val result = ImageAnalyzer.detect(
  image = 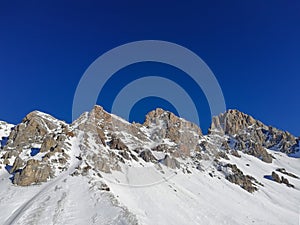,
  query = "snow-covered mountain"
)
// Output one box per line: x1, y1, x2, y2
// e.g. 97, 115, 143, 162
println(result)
0, 106, 299, 225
